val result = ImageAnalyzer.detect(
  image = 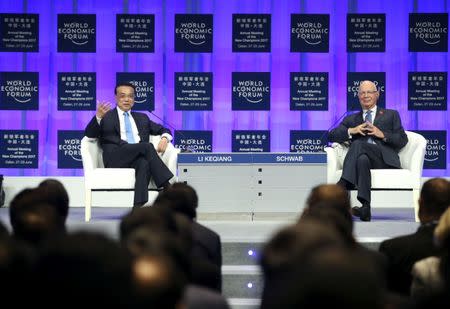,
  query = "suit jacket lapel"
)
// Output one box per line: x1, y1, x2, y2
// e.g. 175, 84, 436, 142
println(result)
373, 107, 384, 126
112, 110, 120, 135
131, 112, 144, 140
357, 111, 364, 125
